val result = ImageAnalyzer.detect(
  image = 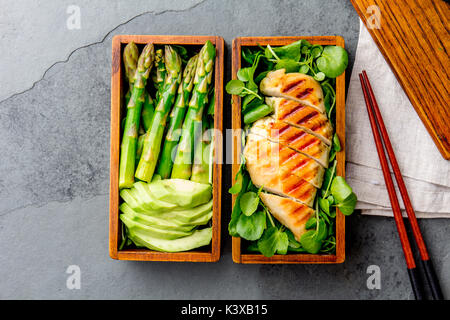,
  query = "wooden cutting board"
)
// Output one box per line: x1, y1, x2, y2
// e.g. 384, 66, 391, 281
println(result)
350, 0, 450, 159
